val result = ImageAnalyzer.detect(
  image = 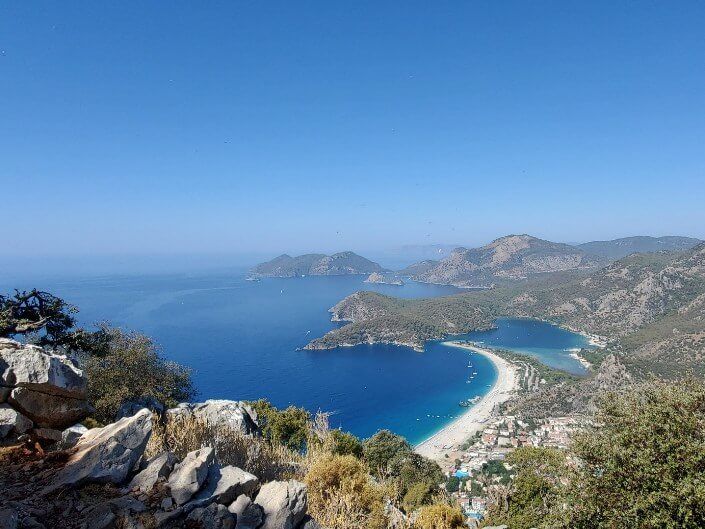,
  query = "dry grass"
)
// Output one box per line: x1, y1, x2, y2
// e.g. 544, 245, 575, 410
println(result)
146, 415, 305, 482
